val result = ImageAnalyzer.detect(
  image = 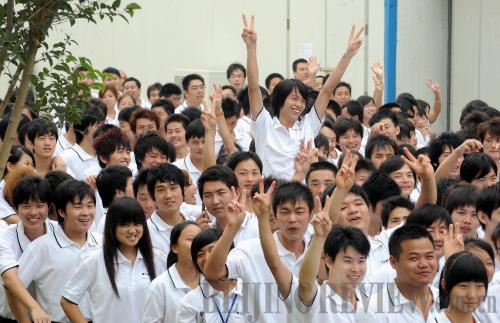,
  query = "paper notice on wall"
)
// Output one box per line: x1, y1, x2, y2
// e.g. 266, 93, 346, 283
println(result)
299, 43, 313, 59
